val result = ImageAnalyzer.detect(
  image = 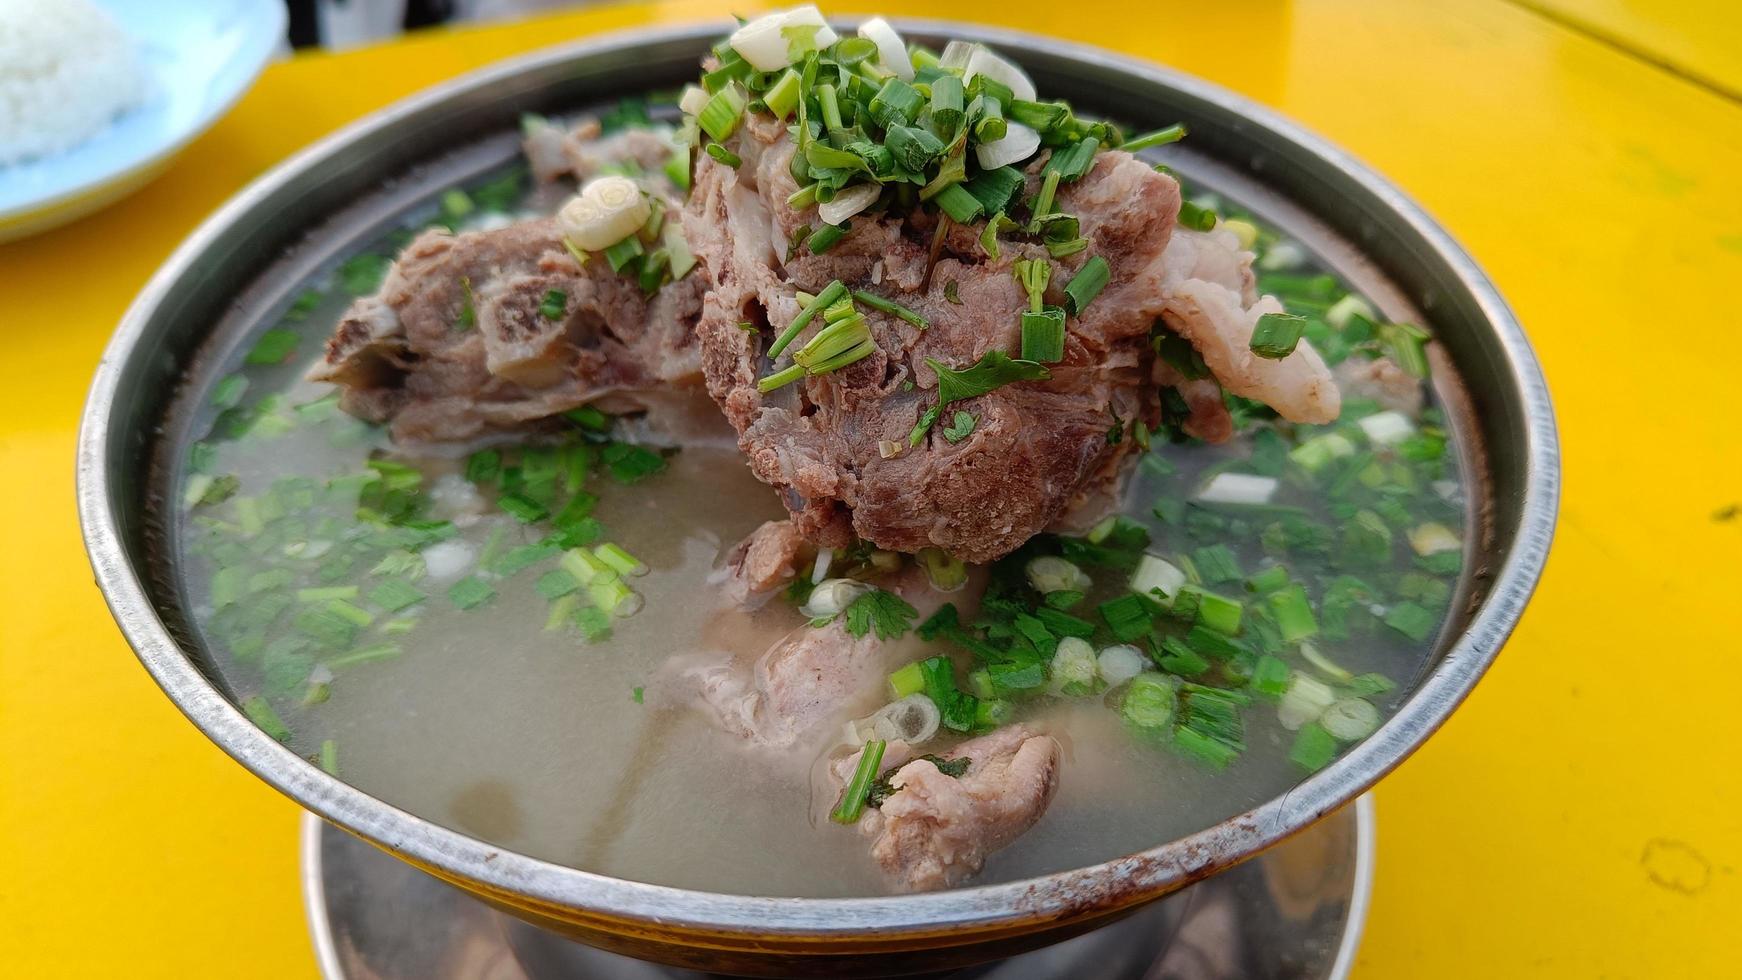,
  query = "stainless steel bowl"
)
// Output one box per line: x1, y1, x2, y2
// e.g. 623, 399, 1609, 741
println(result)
77, 21, 1558, 977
